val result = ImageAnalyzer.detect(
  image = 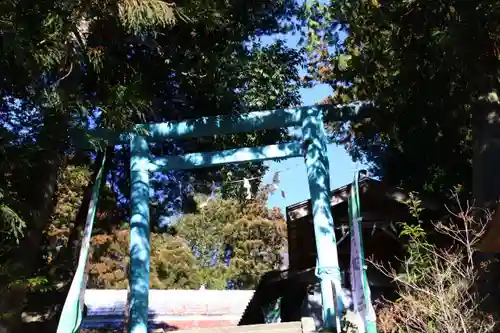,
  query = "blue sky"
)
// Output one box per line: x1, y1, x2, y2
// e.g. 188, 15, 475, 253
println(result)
259, 28, 365, 213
